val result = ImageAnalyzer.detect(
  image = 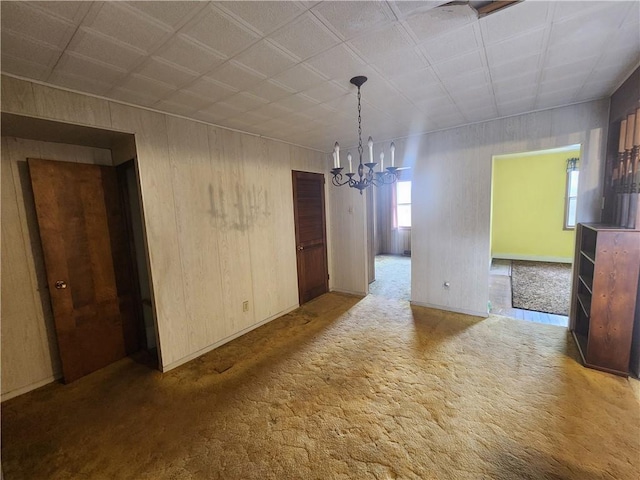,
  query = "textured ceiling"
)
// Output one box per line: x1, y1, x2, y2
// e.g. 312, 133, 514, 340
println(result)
1, 1, 639, 152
